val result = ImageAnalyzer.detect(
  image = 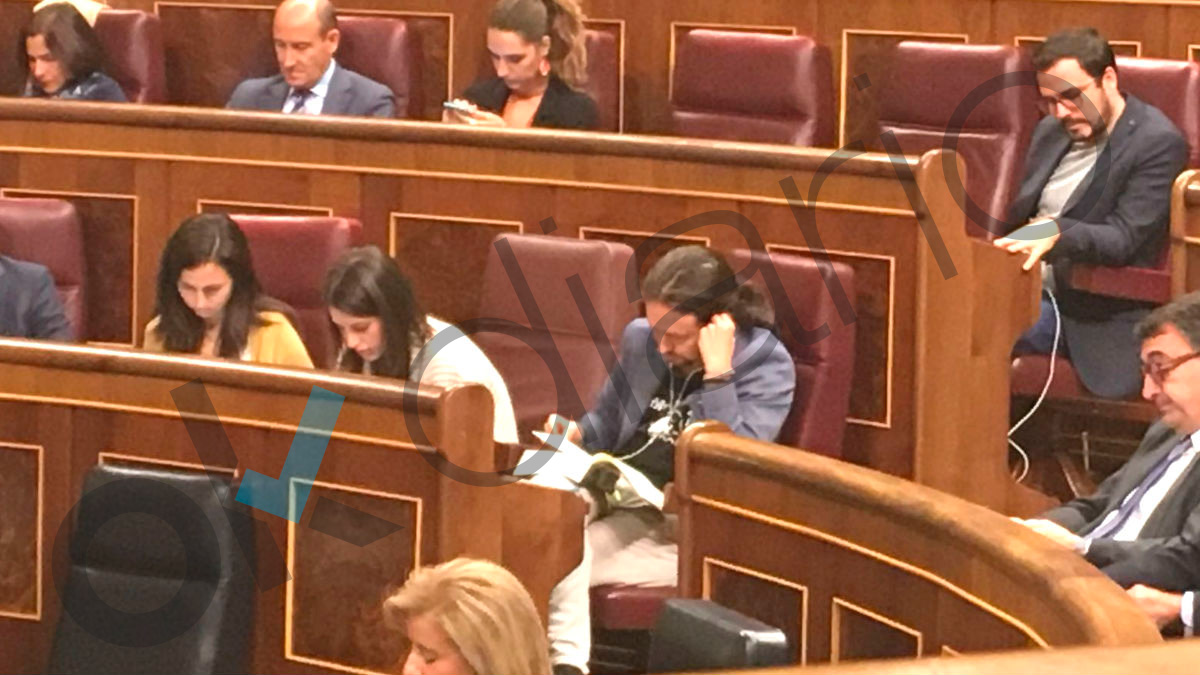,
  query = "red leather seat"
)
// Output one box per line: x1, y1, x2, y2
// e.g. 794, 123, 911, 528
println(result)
877, 42, 1038, 239
0, 198, 87, 339
473, 234, 637, 436
669, 29, 834, 146
337, 16, 423, 119
726, 249, 856, 457
1118, 56, 1200, 168
584, 28, 621, 132
231, 215, 362, 368
93, 9, 166, 103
